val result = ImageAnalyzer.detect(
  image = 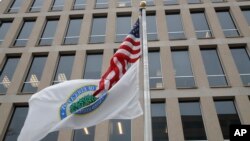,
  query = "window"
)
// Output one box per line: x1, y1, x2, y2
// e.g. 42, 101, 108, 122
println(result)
149, 51, 163, 89
179, 101, 207, 140
0, 57, 20, 94
172, 50, 195, 88
147, 14, 158, 41
109, 120, 131, 141
8, 0, 24, 13
50, 0, 65, 11
89, 16, 107, 43
216, 11, 240, 37
201, 49, 228, 87
164, 0, 178, 5
191, 12, 213, 39
73, 0, 86, 10
117, 0, 131, 7
29, 0, 43, 12
64, 18, 82, 45
3, 106, 58, 141
212, 0, 226, 2
151, 102, 168, 141
188, 0, 202, 4
0, 21, 12, 45
230, 47, 250, 85
95, 0, 108, 9
52, 55, 75, 85
83, 53, 103, 79
166, 12, 185, 40
73, 127, 95, 141
146, 0, 154, 6
39, 19, 58, 46
22, 56, 47, 93
14, 20, 35, 47
116, 15, 131, 42
242, 9, 250, 26
214, 100, 241, 139
4, 107, 28, 141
